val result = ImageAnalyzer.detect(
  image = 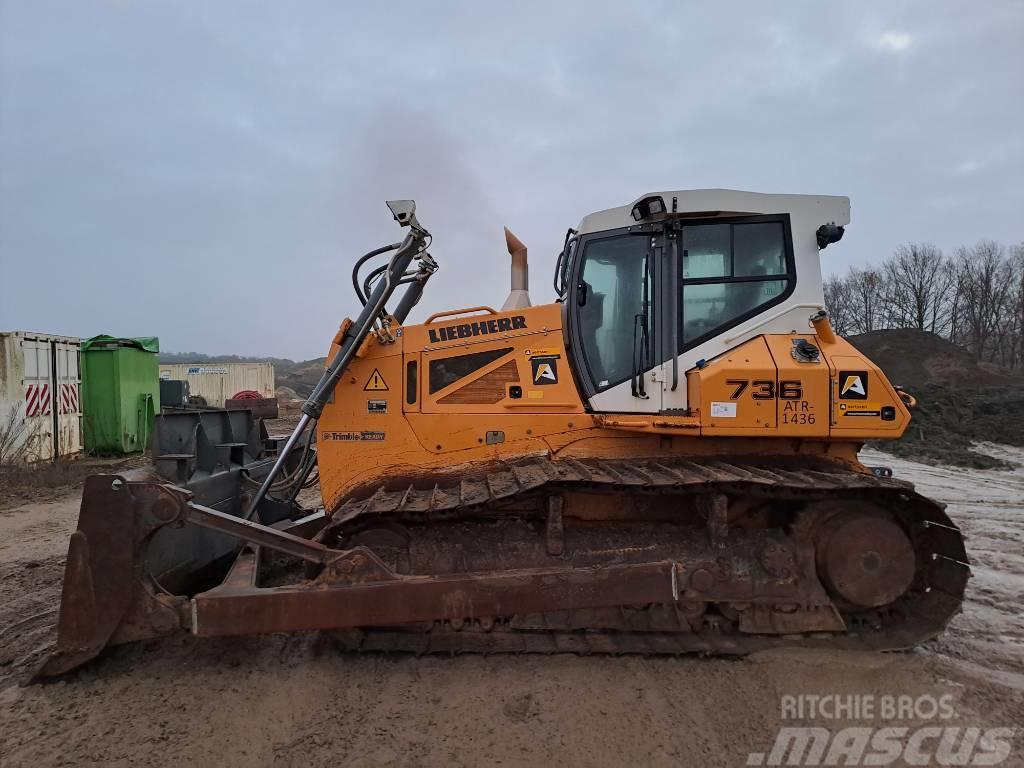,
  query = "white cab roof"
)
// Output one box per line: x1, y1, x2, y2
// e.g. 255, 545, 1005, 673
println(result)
576, 189, 850, 235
